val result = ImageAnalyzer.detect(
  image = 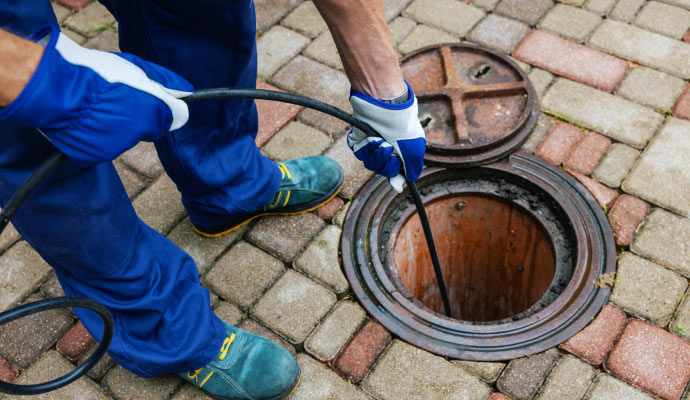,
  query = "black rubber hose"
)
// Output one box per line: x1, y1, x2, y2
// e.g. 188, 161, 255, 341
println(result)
186, 88, 452, 316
